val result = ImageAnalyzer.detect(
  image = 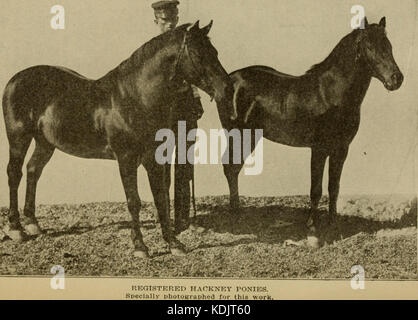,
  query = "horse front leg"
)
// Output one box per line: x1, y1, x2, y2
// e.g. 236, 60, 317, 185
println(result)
145, 158, 186, 256
23, 140, 55, 236
117, 152, 149, 258
328, 146, 349, 224
307, 148, 328, 230
223, 163, 243, 212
